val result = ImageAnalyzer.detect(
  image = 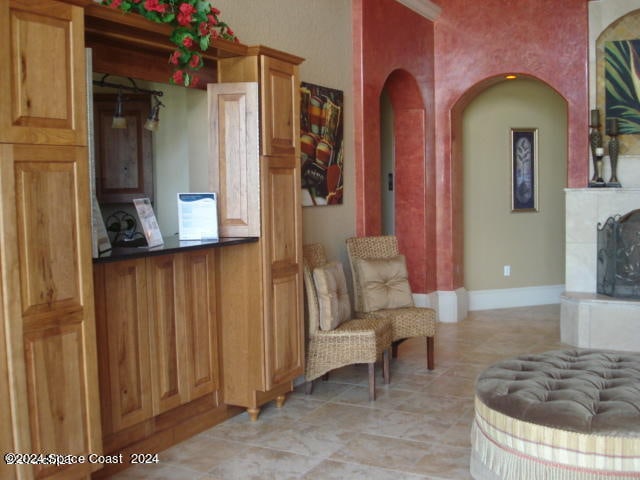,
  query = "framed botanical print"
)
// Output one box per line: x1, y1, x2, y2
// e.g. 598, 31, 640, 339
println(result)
511, 128, 538, 212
